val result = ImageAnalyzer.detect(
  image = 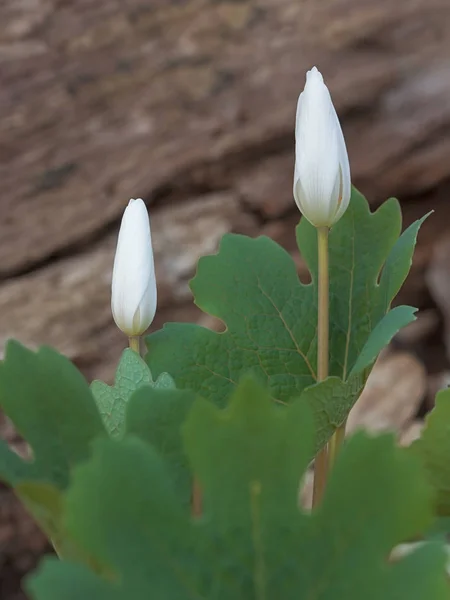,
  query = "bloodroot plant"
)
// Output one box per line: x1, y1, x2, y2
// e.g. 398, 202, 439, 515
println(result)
0, 68, 448, 600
